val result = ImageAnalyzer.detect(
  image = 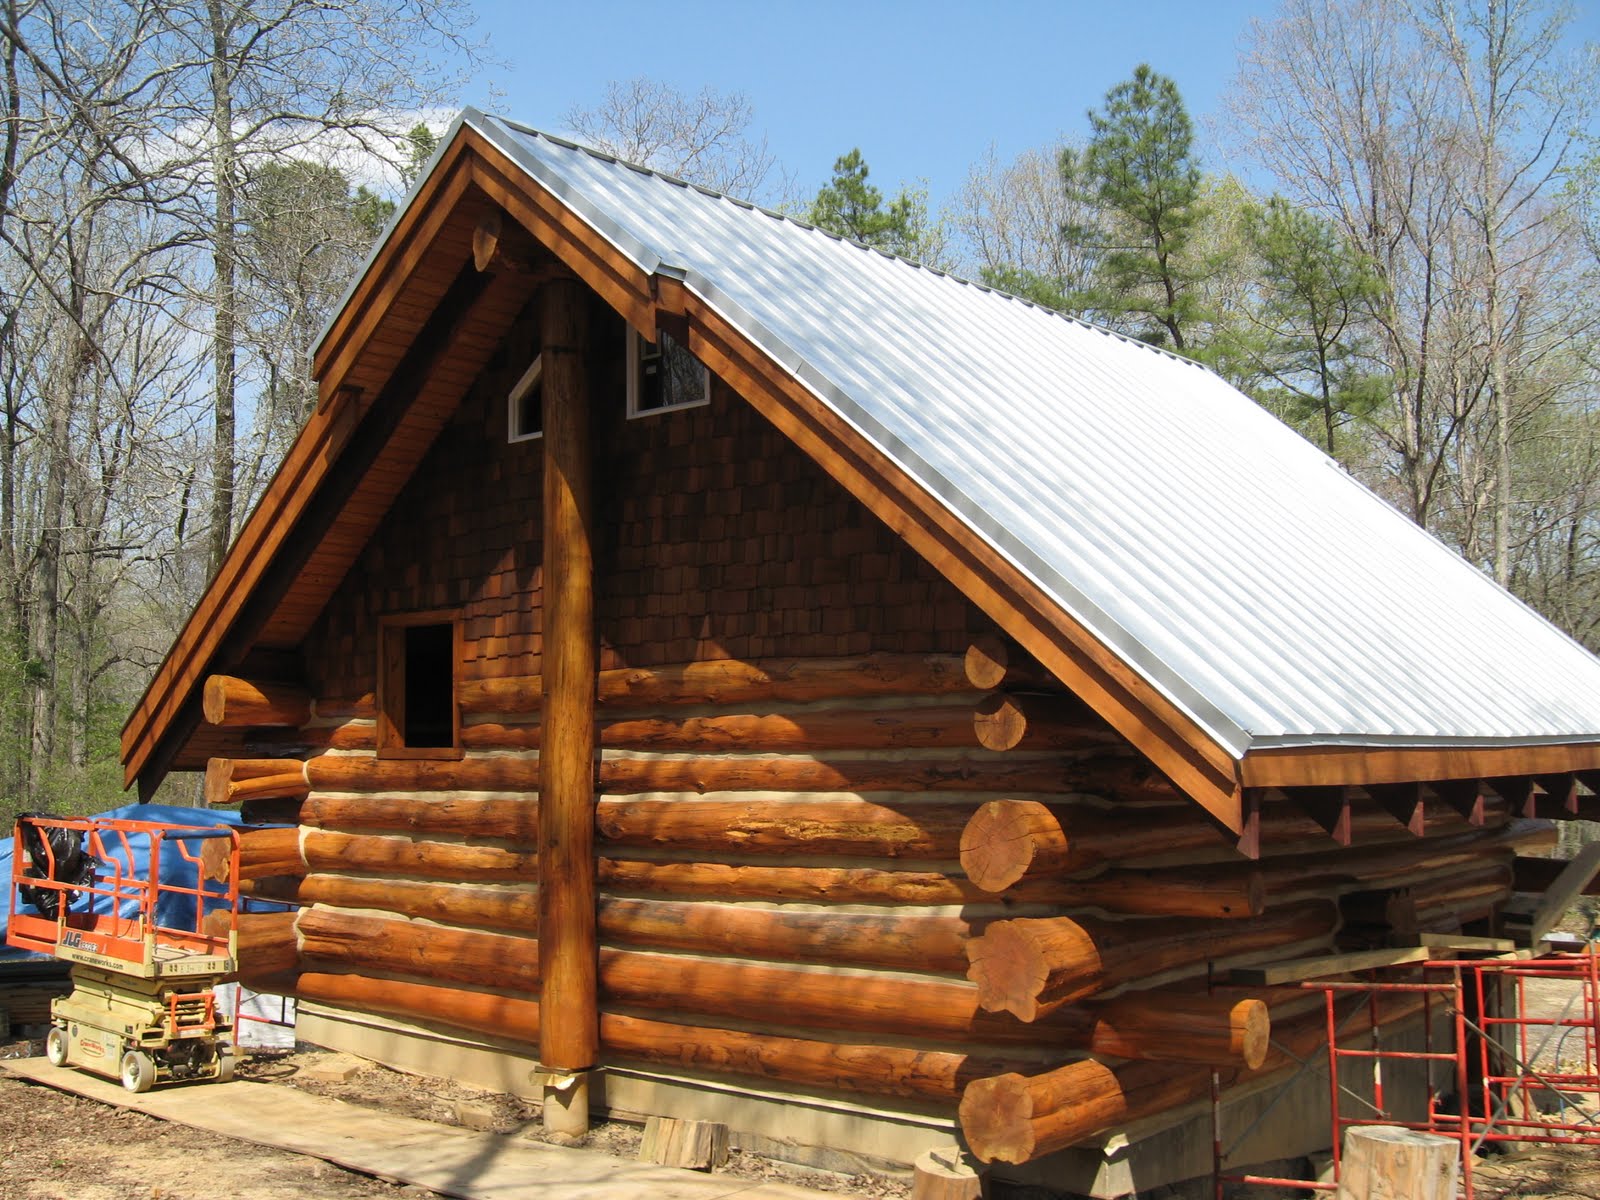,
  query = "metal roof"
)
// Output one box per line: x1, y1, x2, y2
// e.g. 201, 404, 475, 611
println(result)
434, 110, 1600, 760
